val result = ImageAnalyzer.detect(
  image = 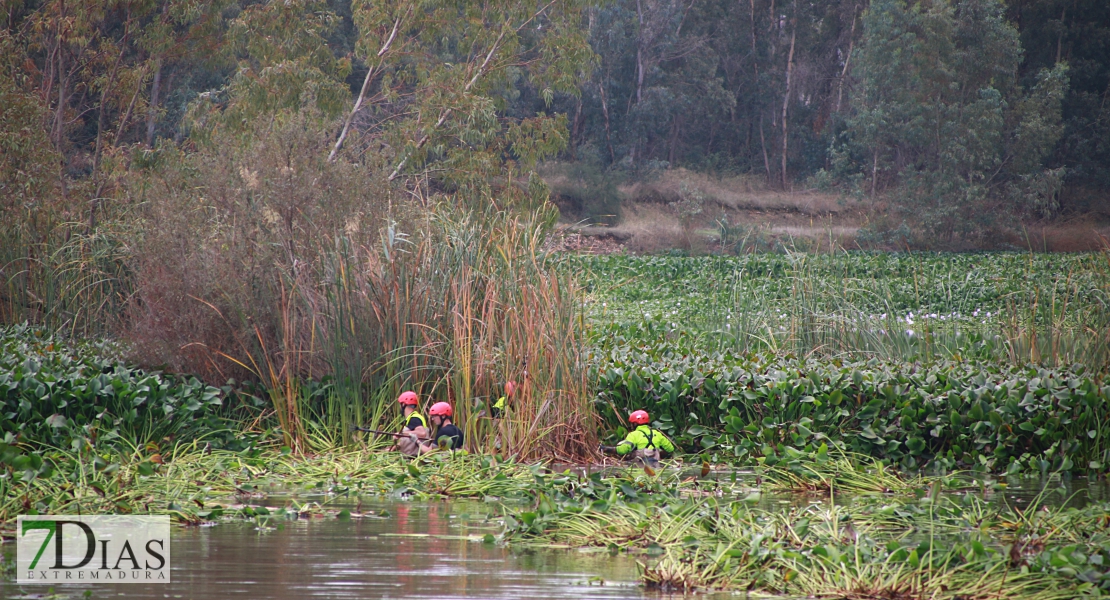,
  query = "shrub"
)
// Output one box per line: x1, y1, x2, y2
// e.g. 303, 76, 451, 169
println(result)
546, 161, 623, 226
